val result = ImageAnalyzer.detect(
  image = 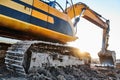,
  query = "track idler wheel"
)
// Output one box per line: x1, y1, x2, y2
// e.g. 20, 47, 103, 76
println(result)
98, 50, 116, 67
